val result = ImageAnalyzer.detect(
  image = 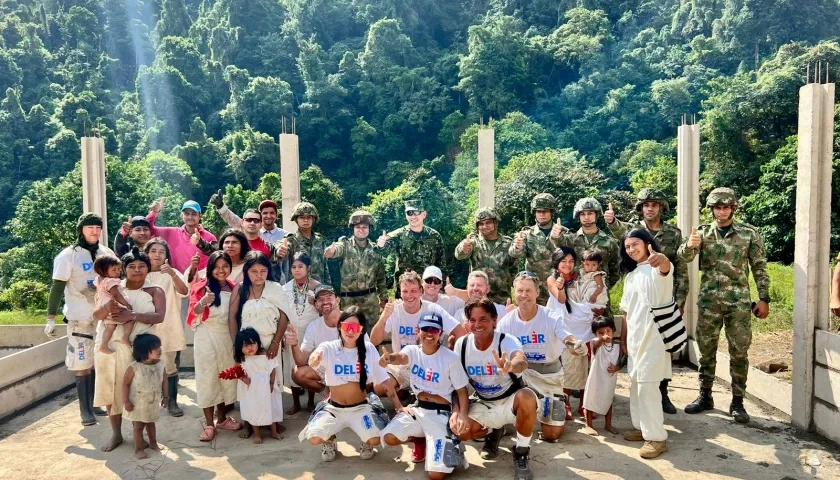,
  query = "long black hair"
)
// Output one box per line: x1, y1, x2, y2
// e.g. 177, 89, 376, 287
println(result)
132, 333, 161, 362
219, 228, 251, 260
550, 246, 577, 313
620, 228, 662, 273
205, 251, 232, 308
121, 246, 151, 271
338, 306, 368, 392
235, 251, 275, 329
234, 327, 263, 363
144, 237, 172, 265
